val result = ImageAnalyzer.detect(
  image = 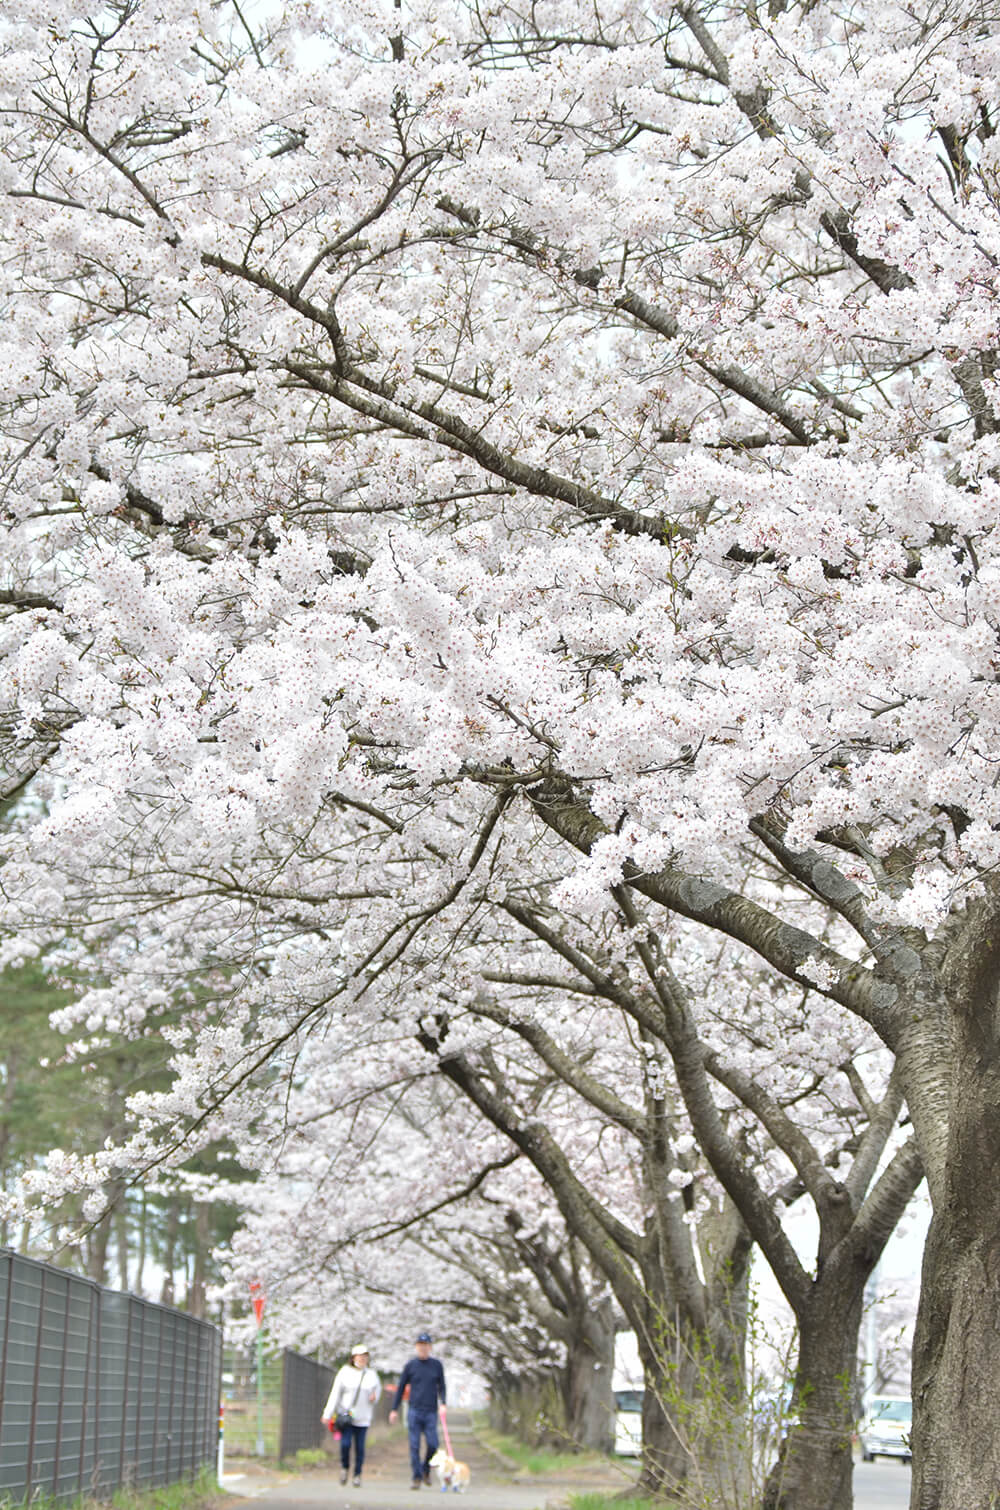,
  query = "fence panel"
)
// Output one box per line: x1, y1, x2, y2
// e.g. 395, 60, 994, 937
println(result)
221, 1344, 334, 1461
0, 1249, 221, 1505
220, 1343, 282, 1457
279, 1350, 335, 1460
